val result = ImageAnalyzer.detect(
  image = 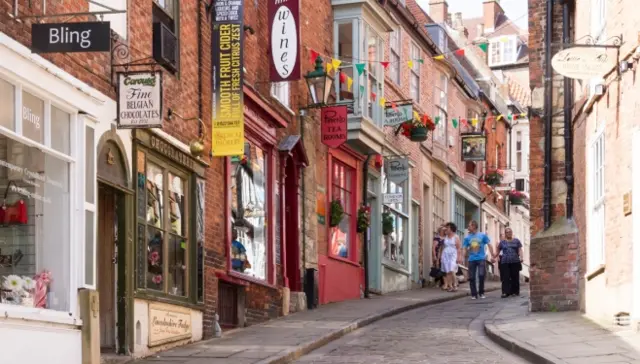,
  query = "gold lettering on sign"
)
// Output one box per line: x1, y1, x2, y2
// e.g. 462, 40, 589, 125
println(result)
107, 148, 115, 165
150, 136, 195, 169
148, 303, 192, 347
